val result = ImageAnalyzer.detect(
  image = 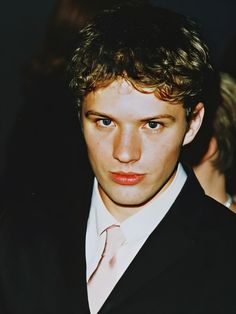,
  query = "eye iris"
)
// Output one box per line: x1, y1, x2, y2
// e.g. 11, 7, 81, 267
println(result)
102, 119, 111, 126
148, 121, 158, 129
